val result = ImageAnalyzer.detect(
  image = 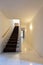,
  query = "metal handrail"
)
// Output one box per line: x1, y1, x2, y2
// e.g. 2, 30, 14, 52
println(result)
2, 26, 11, 38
